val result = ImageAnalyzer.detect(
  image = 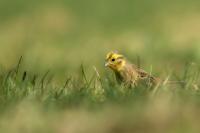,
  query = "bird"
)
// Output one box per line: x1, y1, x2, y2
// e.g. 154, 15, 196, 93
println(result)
105, 51, 160, 87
